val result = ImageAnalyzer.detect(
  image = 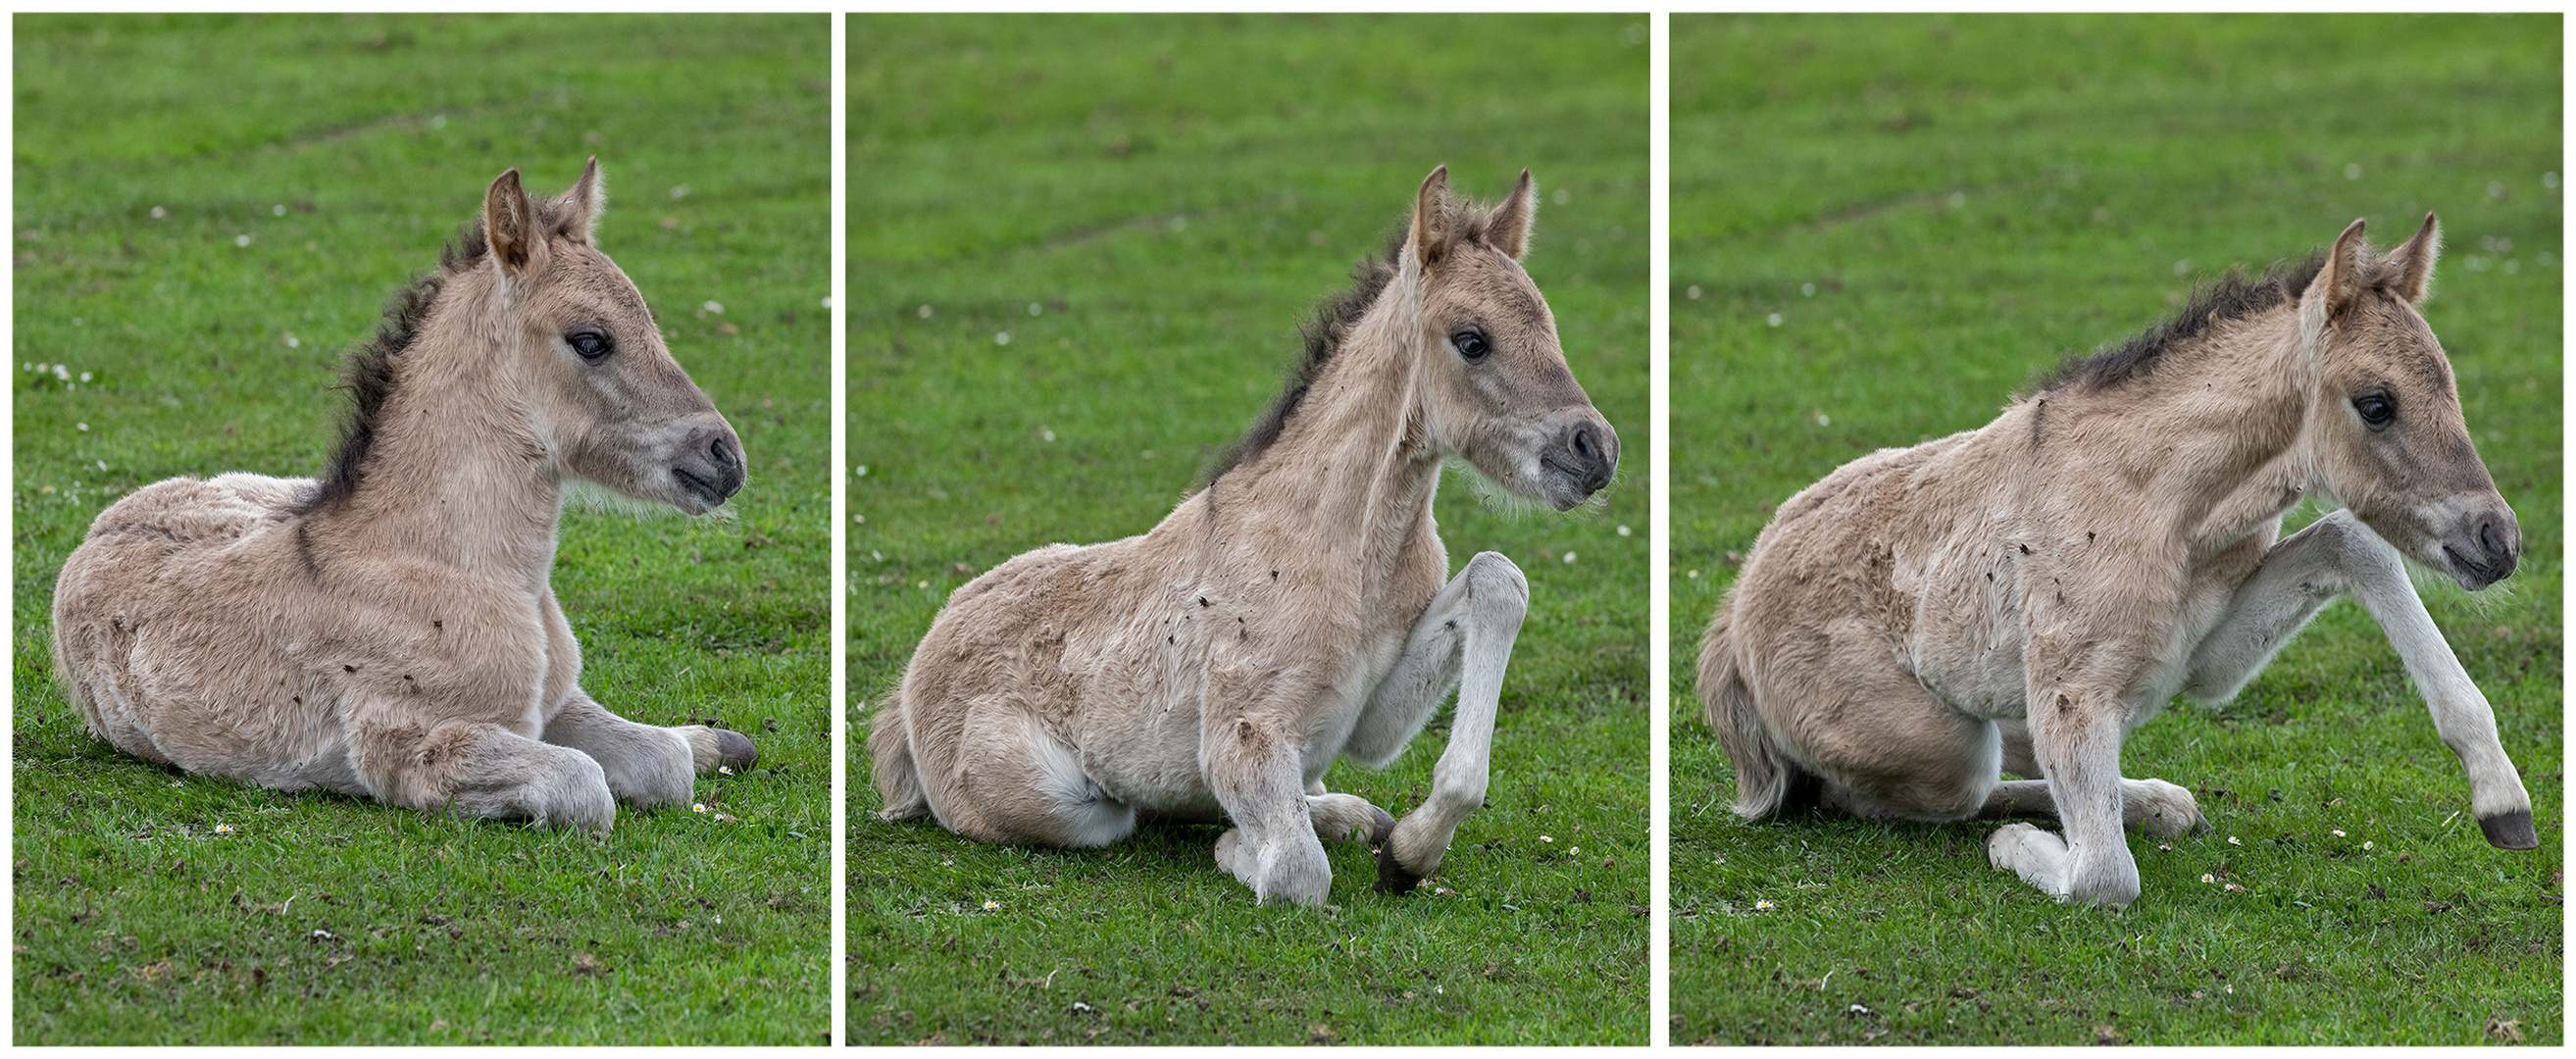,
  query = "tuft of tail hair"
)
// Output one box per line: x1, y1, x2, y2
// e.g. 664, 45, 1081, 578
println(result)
869, 689, 930, 822
1699, 606, 1820, 818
